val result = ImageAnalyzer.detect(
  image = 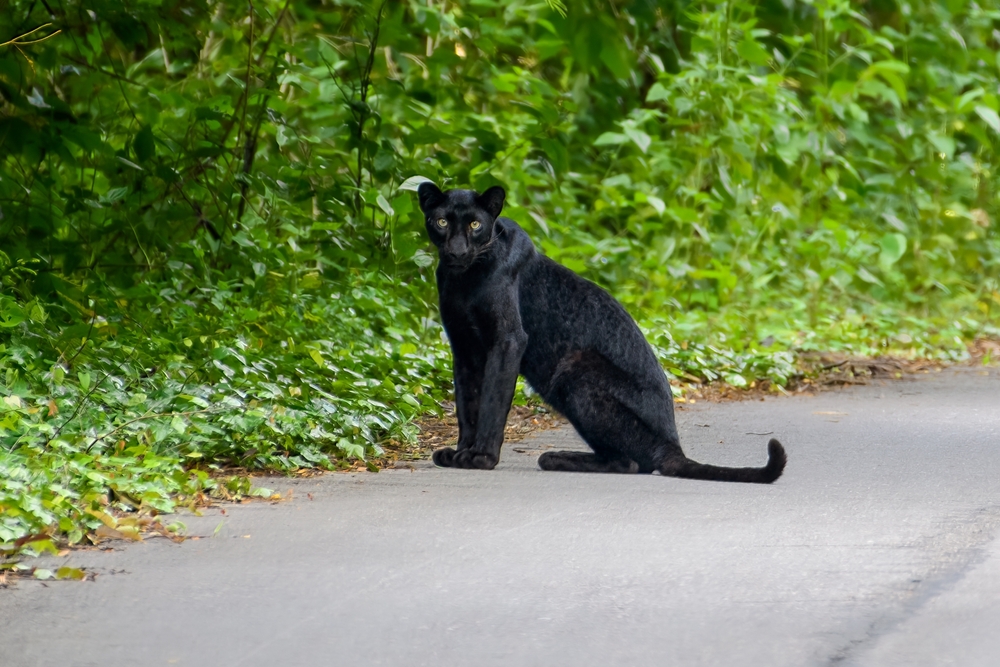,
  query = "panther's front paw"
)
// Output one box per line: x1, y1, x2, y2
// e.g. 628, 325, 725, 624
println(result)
432, 447, 498, 470
432, 447, 457, 467
454, 449, 498, 469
